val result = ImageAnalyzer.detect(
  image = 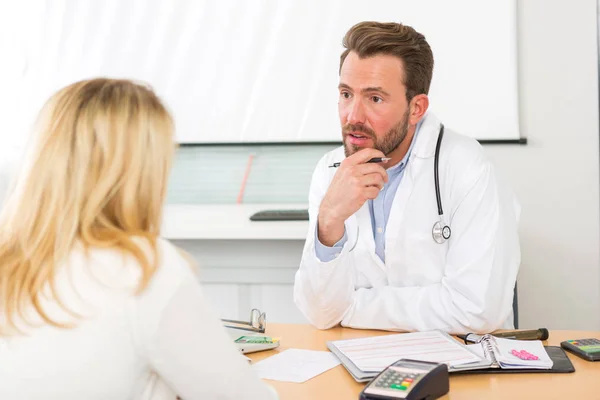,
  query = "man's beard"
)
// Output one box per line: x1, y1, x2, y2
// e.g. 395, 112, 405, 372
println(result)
343, 109, 411, 157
